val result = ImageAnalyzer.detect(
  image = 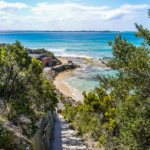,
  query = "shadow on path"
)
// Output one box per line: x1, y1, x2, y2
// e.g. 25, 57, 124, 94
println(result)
49, 115, 87, 150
